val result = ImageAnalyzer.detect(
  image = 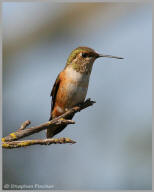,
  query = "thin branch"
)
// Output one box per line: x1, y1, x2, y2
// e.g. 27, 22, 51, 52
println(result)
2, 137, 76, 149
17, 120, 31, 131
2, 119, 75, 142
2, 98, 95, 149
